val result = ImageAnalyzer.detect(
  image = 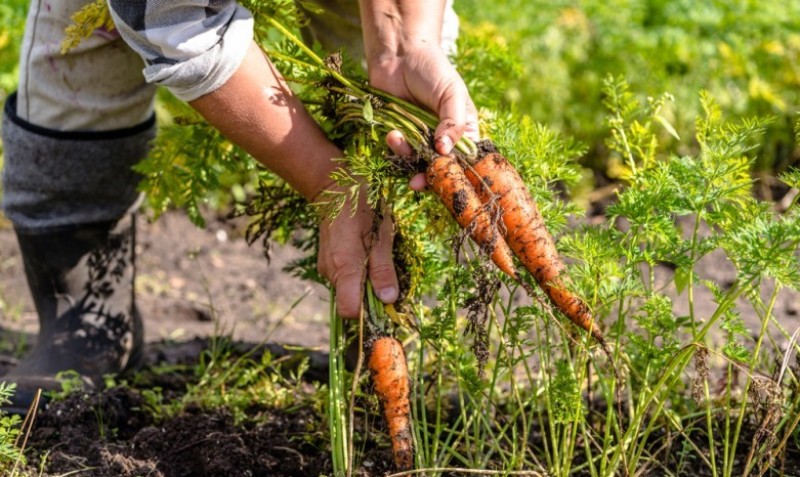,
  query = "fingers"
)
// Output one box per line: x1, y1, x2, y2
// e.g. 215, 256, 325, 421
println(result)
409, 173, 427, 191
386, 130, 413, 156
368, 214, 399, 303
433, 77, 472, 155
332, 261, 366, 319
317, 204, 399, 319
464, 98, 480, 142
318, 231, 366, 319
